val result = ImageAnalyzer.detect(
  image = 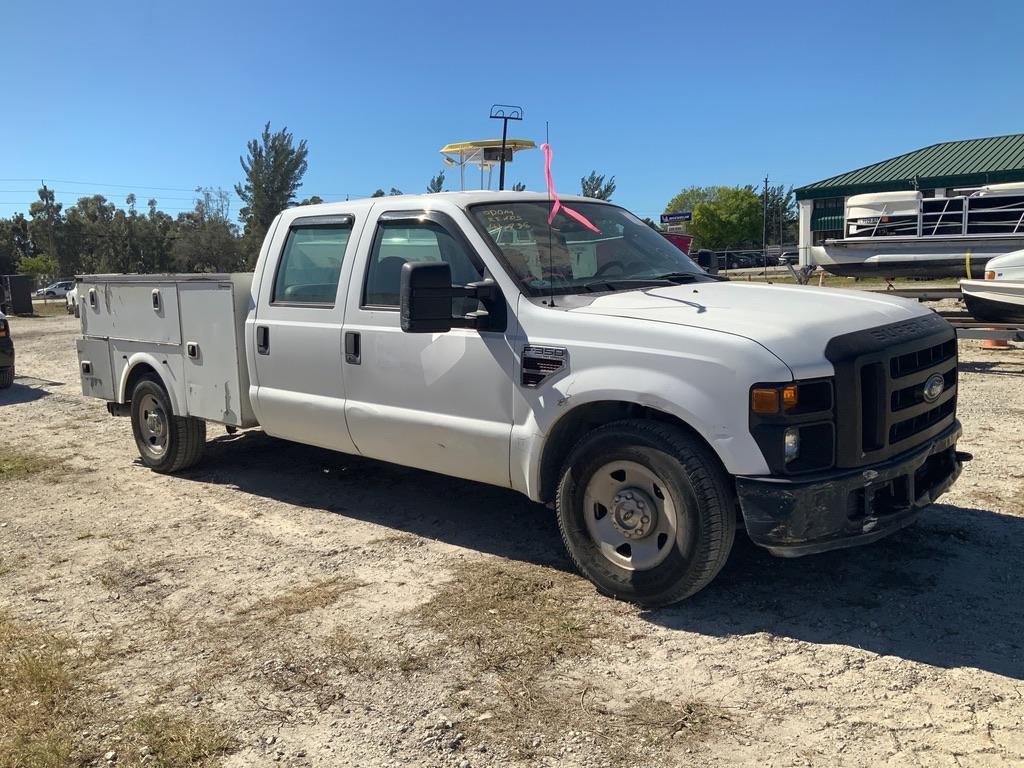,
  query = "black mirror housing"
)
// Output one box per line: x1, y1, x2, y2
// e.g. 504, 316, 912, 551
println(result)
400, 261, 503, 334
400, 262, 456, 333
